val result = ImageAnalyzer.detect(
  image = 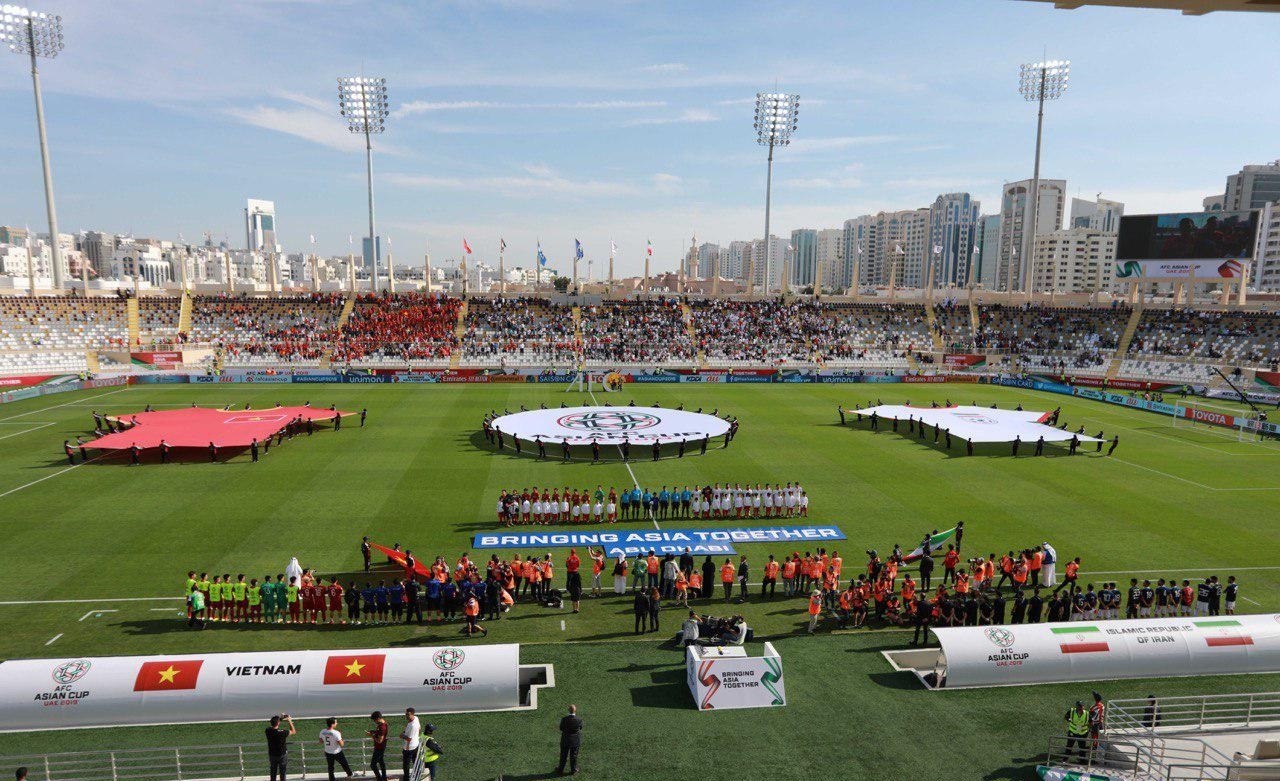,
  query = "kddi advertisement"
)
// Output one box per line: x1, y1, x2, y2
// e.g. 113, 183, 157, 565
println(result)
0, 645, 525, 731
685, 643, 786, 711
